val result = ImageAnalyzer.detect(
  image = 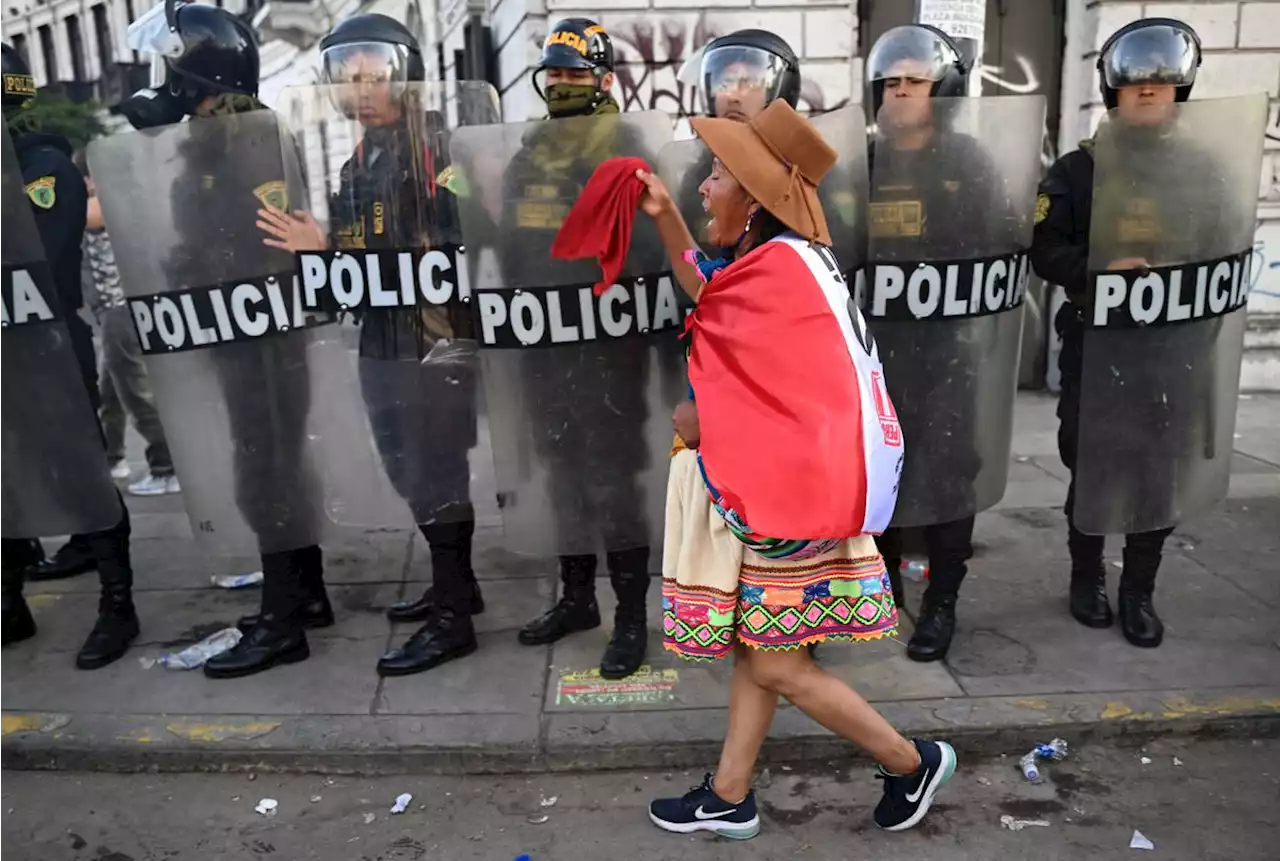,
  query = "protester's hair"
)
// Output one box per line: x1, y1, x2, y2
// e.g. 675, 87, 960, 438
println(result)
746, 206, 789, 252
